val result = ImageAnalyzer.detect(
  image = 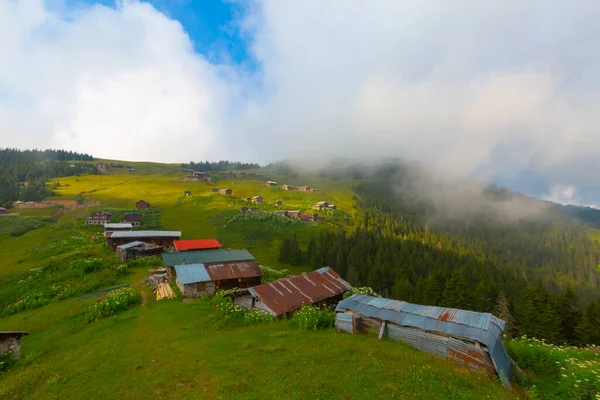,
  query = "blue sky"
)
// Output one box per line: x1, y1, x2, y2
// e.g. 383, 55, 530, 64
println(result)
65, 0, 252, 64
